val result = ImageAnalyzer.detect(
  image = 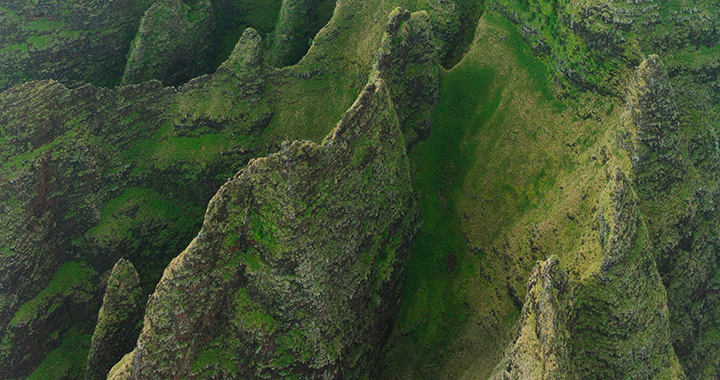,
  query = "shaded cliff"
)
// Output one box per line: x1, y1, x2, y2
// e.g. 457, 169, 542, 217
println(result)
0, 0, 154, 92
122, 0, 214, 87
85, 259, 143, 380
372, 8, 439, 148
